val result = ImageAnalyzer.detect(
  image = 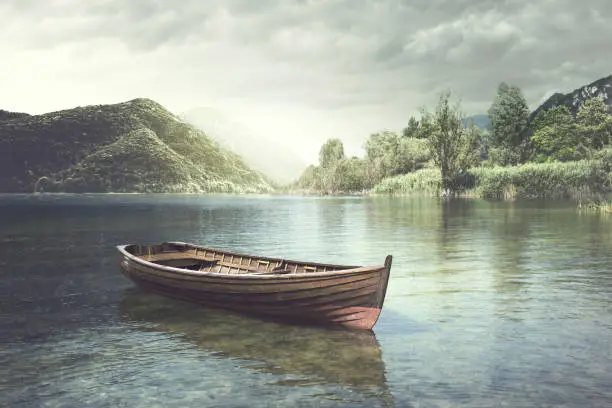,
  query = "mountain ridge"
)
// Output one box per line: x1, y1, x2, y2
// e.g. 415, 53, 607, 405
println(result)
530, 74, 612, 120
0, 98, 273, 193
